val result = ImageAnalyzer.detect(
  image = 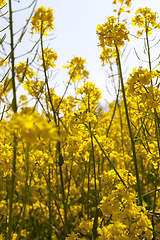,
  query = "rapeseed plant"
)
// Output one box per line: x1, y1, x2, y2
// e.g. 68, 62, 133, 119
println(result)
1, 0, 160, 239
